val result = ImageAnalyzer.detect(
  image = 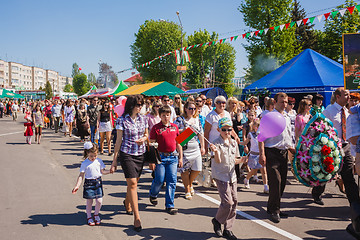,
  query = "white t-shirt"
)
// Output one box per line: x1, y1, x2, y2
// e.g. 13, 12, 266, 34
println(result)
200, 105, 211, 118
169, 105, 177, 123
11, 104, 19, 112
205, 110, 231, 143
80, 158, 106, 179
248, 132, 259, 153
